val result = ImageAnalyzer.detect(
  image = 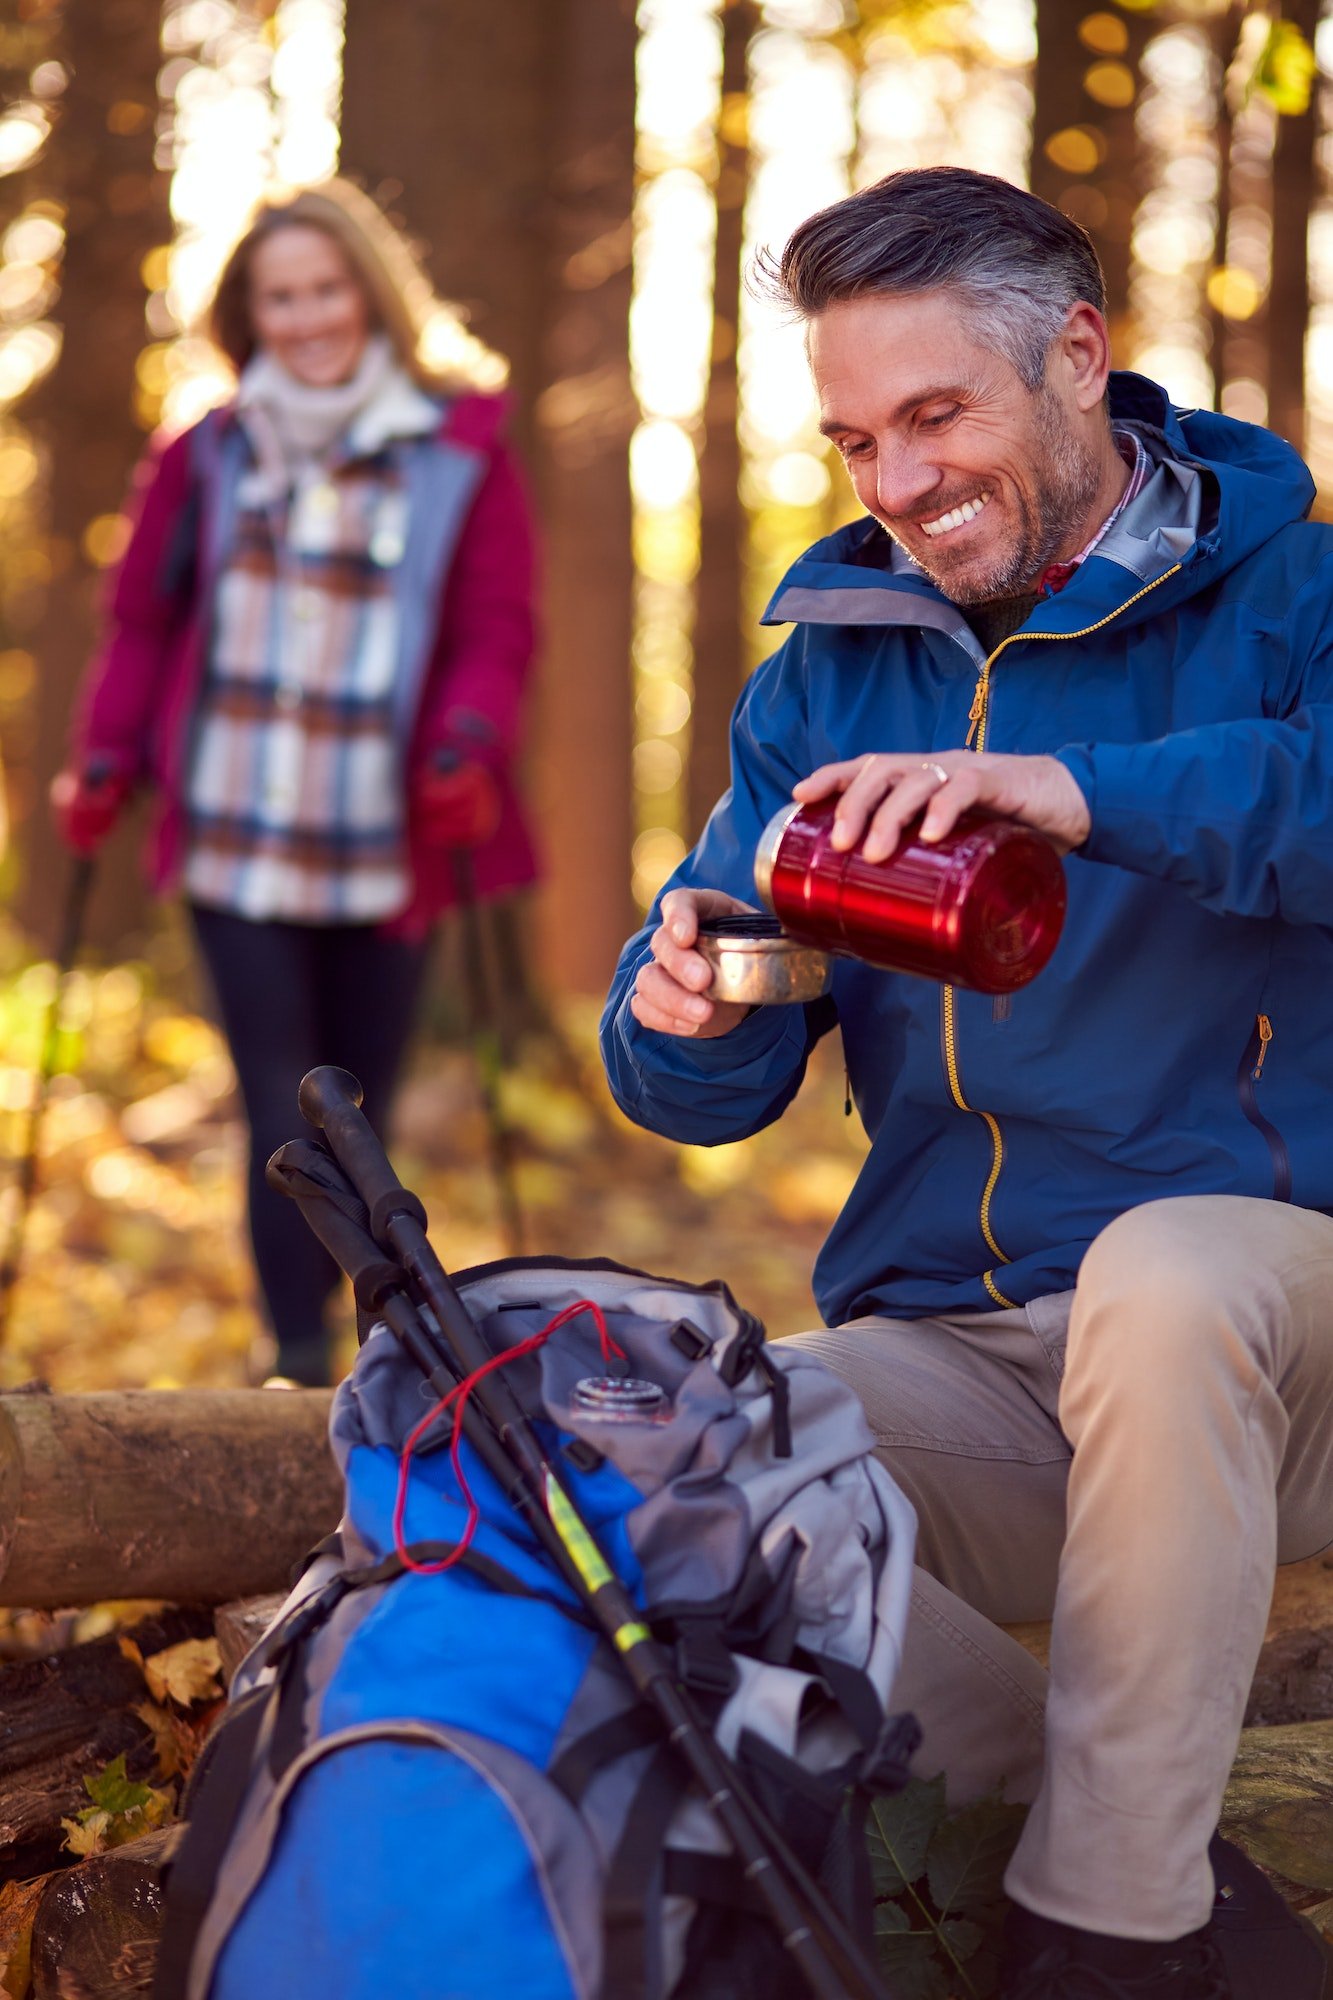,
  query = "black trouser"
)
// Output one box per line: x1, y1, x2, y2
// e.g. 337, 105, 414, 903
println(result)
190, 905, 431, 1381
